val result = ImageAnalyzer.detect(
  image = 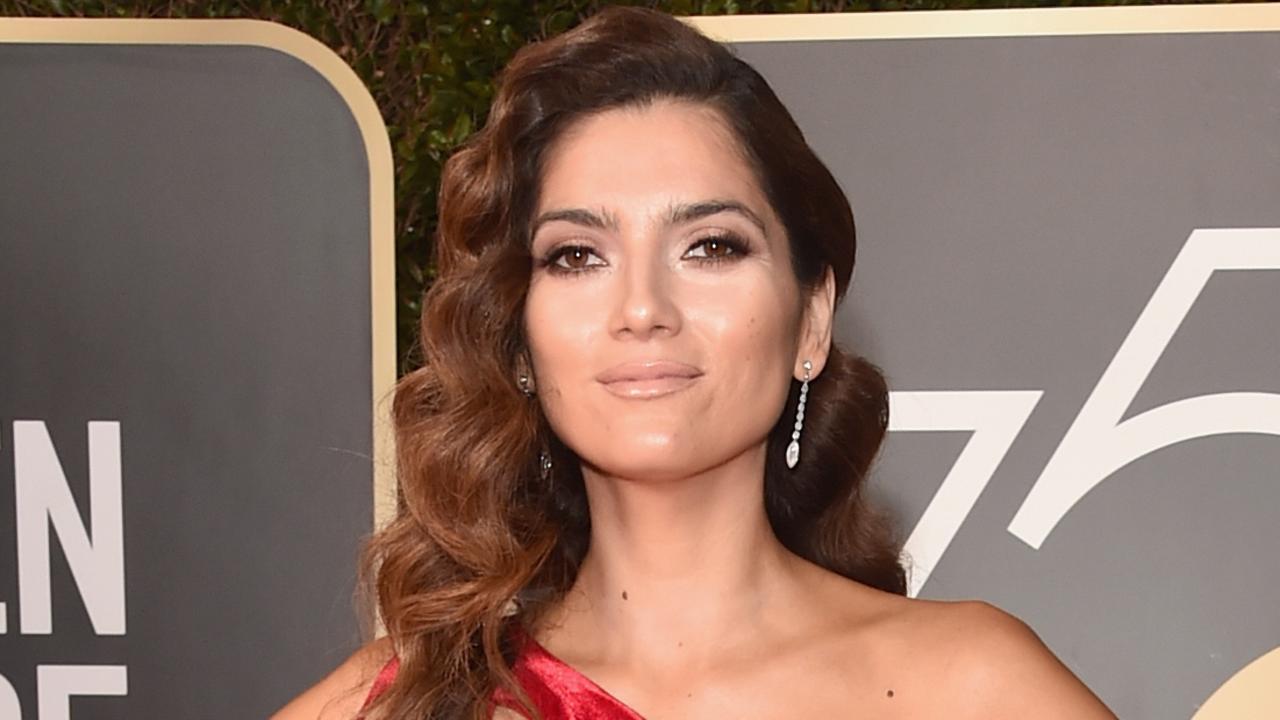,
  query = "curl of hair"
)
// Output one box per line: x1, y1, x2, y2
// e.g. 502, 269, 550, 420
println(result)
359, 7, 905, 719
